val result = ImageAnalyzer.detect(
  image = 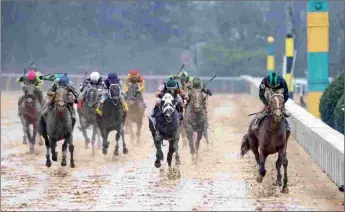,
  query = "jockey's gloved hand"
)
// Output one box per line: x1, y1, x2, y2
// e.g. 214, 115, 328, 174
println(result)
207, 89, 212, 96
